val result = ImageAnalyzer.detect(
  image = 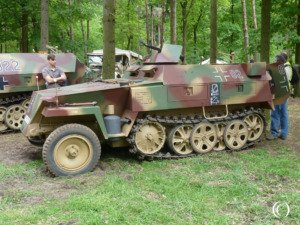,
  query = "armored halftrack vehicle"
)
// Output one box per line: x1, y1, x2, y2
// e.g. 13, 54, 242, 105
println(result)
0, 53, 94, 132
21, 44, 290, 176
